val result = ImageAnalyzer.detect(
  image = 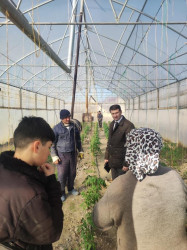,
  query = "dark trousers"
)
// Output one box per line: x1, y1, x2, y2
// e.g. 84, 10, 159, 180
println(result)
57, 152, 77, 195
111, 168, 126, 180
98, 120, 102, 128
